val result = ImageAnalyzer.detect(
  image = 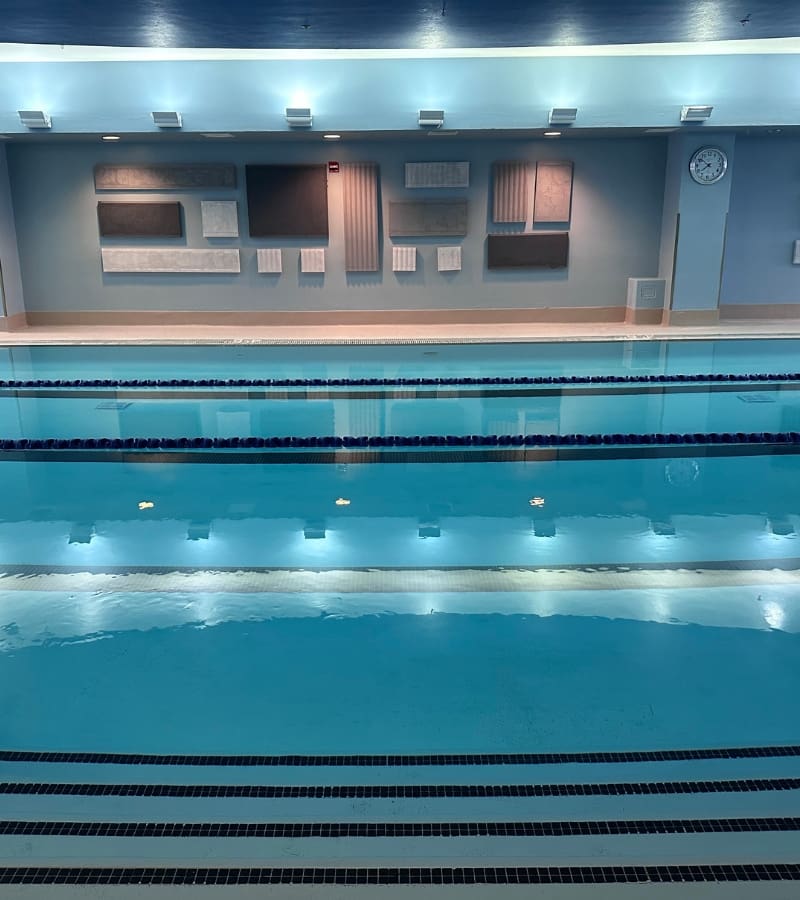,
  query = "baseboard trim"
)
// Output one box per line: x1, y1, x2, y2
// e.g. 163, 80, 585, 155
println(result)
721, 303, 800, 320
24, 307, 628, 327
625, 308, 664, 326
664, 309, 720, 326
0, 313, 28, 332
